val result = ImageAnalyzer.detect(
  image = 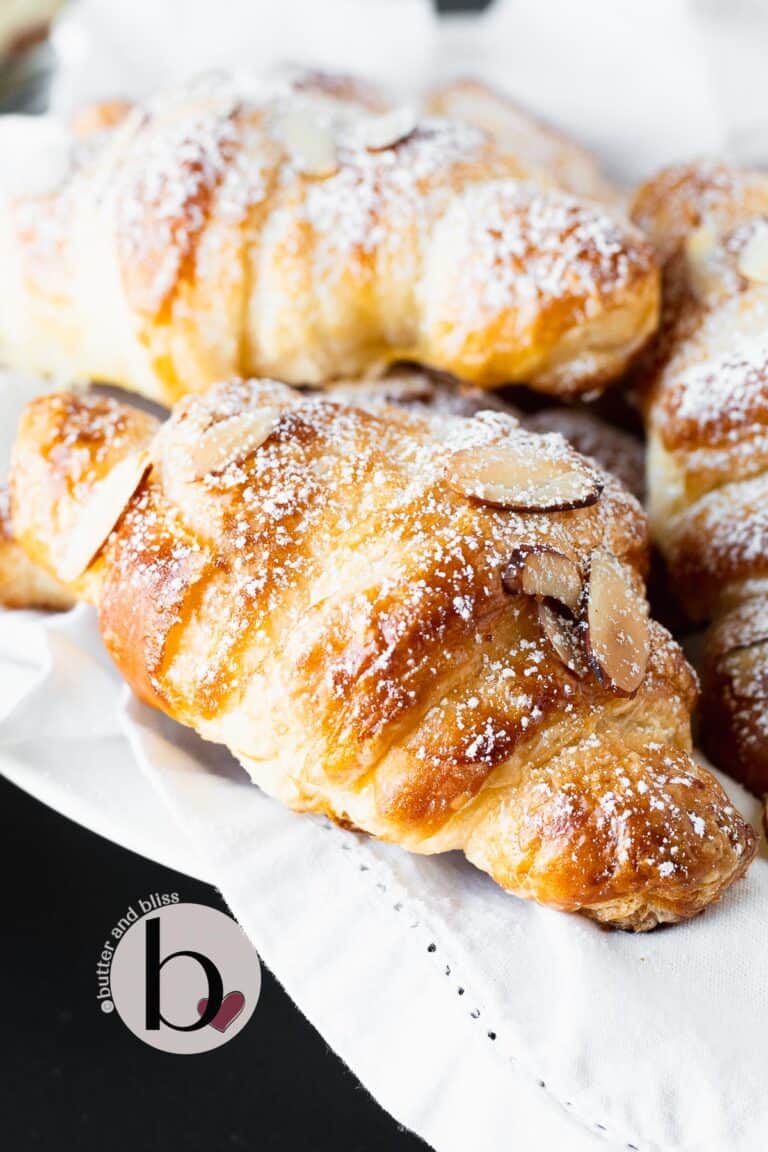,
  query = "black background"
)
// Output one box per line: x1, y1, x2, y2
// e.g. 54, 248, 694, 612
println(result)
1, 1, 488, 1149
1, 775, 427, 1151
